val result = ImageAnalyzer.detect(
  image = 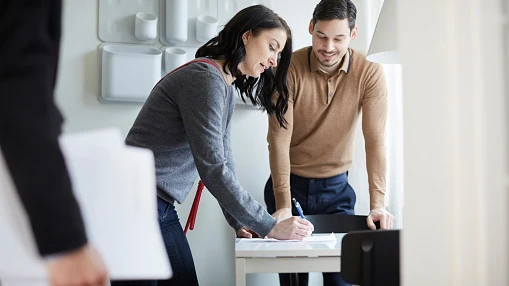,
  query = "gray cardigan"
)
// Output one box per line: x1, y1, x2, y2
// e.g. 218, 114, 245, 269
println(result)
126, 59, 276, 237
